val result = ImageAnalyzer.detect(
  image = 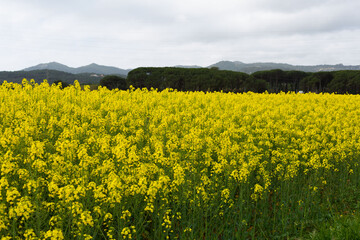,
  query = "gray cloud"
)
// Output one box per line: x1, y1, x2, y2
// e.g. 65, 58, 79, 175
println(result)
1, 0, 360, 70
